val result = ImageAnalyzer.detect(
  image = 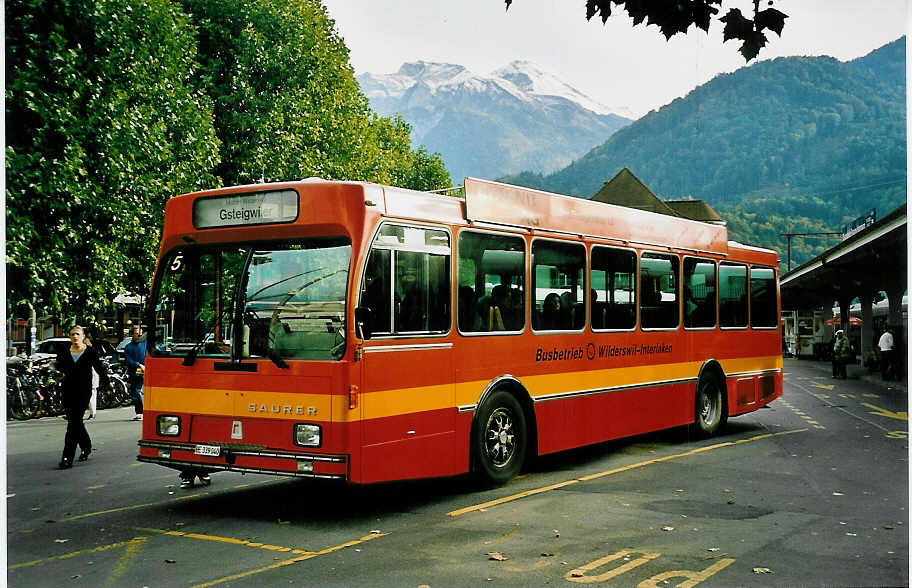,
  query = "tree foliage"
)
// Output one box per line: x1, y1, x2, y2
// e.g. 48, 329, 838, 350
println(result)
7, 0, 451, 320
6, 0, 221, 318
504, 0, 787, 61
